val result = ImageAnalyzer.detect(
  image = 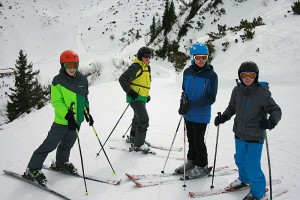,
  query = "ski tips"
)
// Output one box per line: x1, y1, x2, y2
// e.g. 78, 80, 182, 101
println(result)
125, 173, 139, 180
133, 180, 143, 187
189, 192, 197, 198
